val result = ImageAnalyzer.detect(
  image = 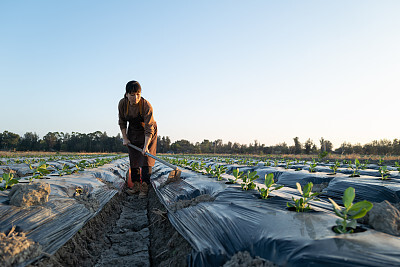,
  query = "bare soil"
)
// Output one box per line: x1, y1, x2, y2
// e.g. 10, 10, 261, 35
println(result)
30, 186, 192, 267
